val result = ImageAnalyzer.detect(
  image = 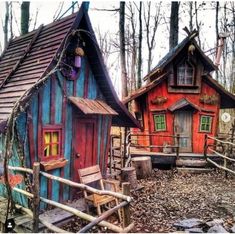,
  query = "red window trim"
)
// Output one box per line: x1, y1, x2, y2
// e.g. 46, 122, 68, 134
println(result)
41, 125, 63, 162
